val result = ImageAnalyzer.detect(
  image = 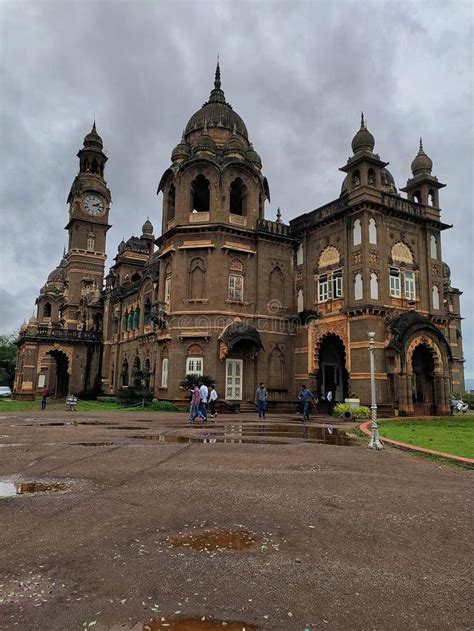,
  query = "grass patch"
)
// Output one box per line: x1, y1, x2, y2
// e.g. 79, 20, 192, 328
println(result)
0, 399, 177, 413
378, 416, 474, 459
